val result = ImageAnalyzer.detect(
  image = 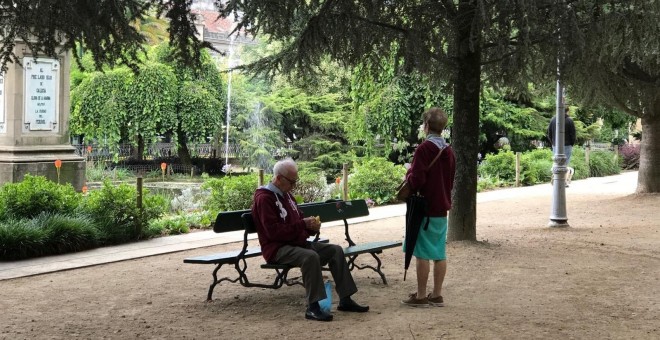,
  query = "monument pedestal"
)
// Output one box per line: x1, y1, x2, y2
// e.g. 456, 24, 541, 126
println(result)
0, 42, 85, 190
0, 145, 85, 189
